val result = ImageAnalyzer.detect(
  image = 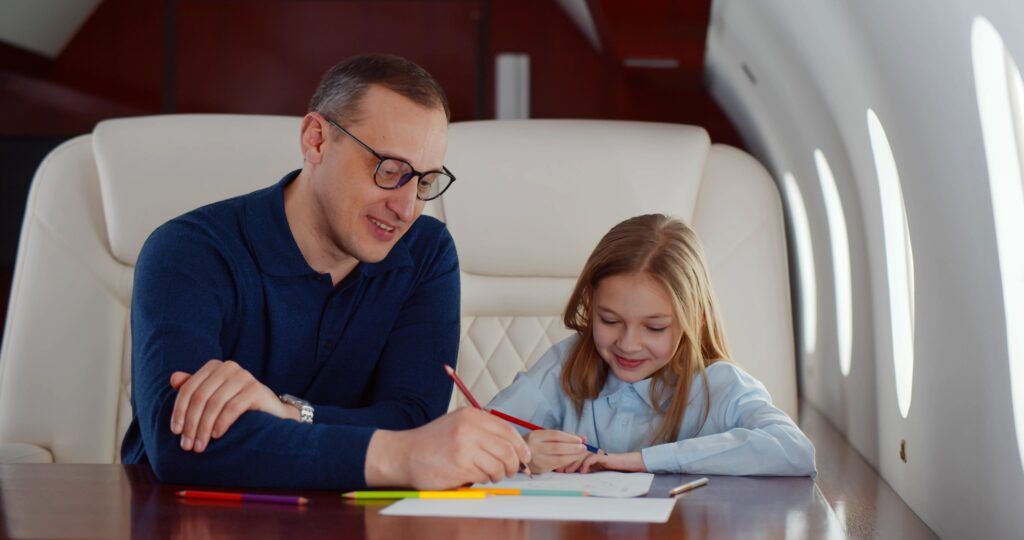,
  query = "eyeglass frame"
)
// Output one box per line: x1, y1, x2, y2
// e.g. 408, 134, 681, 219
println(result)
322, 116, 456, 201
